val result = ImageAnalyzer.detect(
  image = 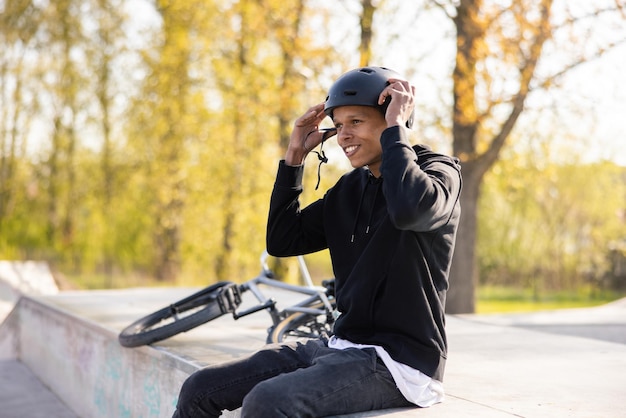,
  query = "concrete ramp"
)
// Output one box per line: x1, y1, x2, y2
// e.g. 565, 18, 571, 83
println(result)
0, 290, 416, 418
1, 286, 625, 417
0, 260, 197, 417
0, 260, 58, 295
0, 260, 58, 320
0, 295, 194, 418
0, 289, 444, 418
